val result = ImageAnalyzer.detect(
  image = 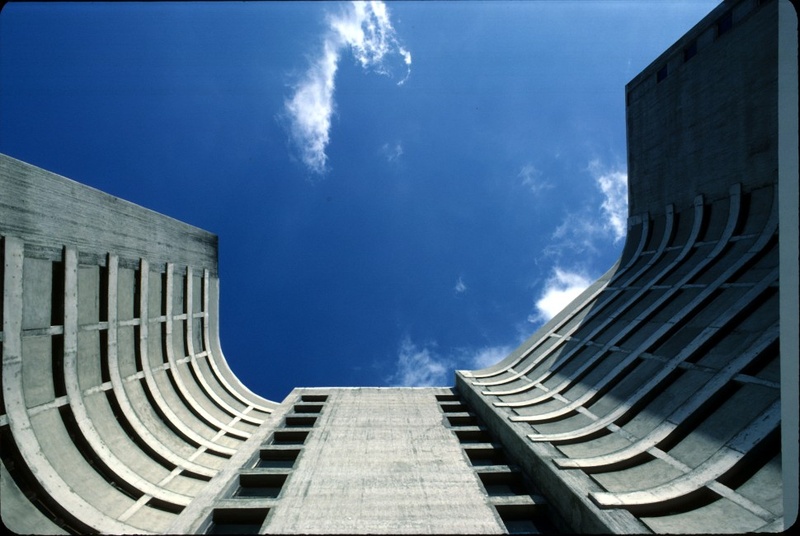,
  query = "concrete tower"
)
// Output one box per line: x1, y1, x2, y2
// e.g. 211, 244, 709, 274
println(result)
1, 0, 797, 533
